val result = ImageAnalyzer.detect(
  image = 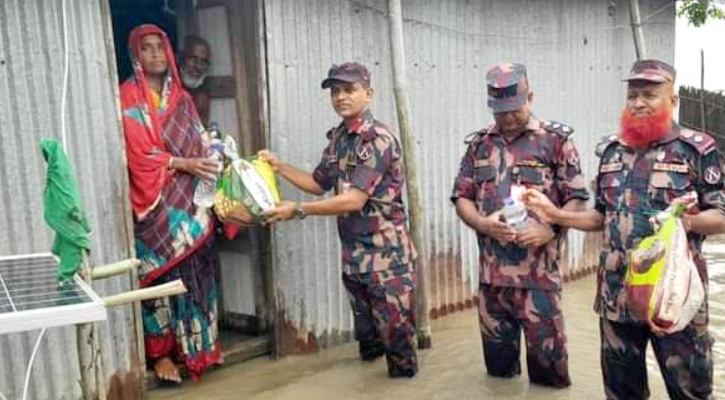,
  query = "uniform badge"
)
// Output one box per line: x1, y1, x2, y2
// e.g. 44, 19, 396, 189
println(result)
568, 150, 580, 166
704, 166, 722, 185
653, 162, 689, 174
517, 159, 544, 168
600, 162, 623, 173
356, 142, 373, 161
